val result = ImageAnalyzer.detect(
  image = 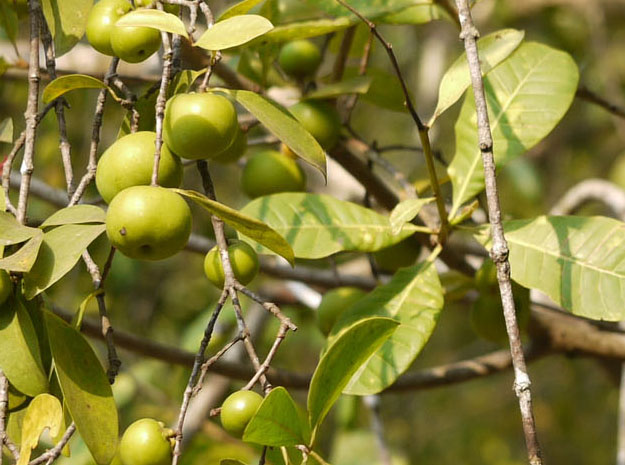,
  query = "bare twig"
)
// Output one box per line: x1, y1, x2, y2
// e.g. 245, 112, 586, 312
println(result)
576, 86, 625, 120
192, 334, 244, 395
0, 370, 8, 465
332, 26, 356, 82
550, 178, 625, 219
16, 0, 42, 224
28, 423, 76, 465
69, 58, 120, 206
242, 323, 289, 391
454, 1, 543, 463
